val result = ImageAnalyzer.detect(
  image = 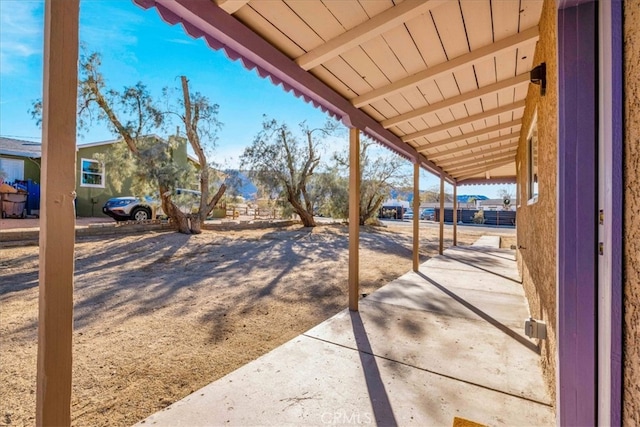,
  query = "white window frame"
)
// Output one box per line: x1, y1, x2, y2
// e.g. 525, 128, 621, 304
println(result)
526, 110, 539, 204
80, 158, 105, 188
